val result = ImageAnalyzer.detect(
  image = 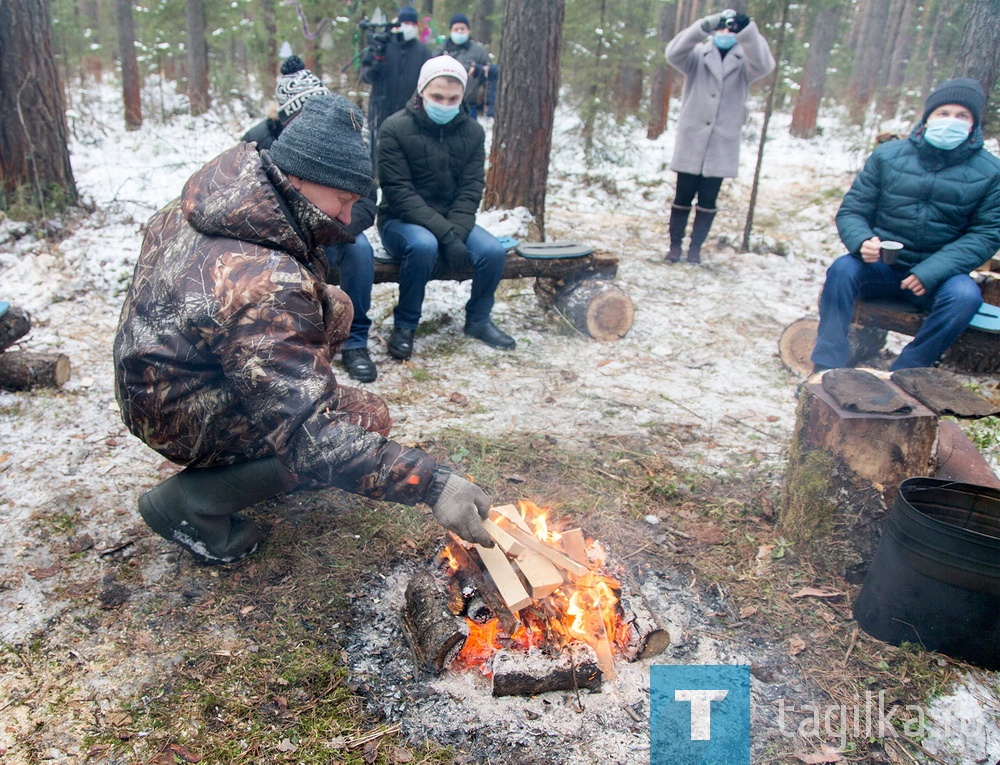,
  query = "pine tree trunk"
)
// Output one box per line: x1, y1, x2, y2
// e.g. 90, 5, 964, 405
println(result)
484, 0, 565, 236
260, 0, 278, 98
646, 2, 676, 140
921, 0, 953, 100
472, 0, 495, 47
953, 0, 1000, 112
186, 0, 211, 115
790, 4, 842, 139
876, 0, 915, 118
115, 0, 142, 130
0, 0, 78, 209
845, 0, 891, 123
